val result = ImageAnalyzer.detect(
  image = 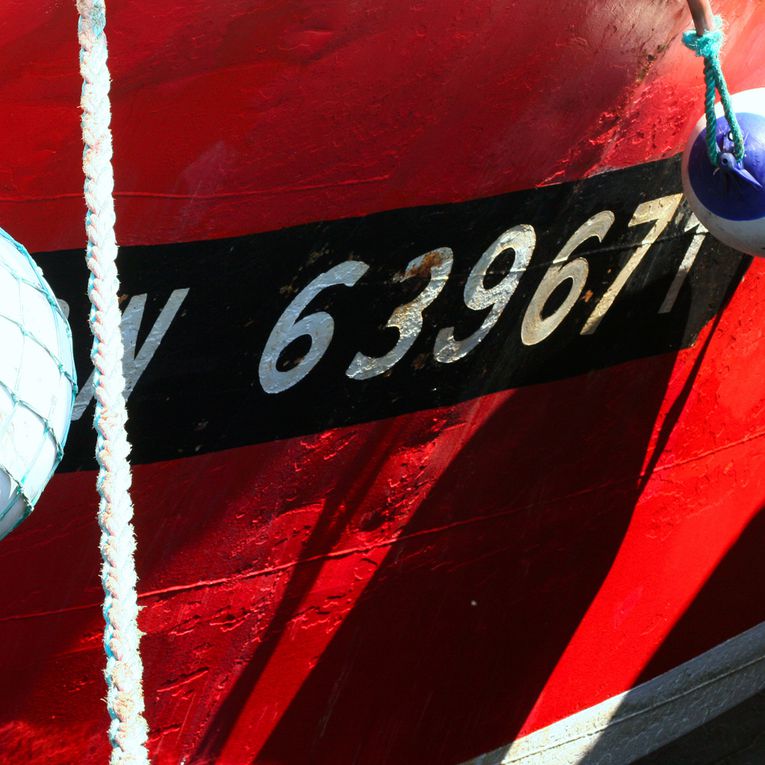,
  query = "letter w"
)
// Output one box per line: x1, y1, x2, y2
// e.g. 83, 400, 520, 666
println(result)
72, 288, 189, 421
